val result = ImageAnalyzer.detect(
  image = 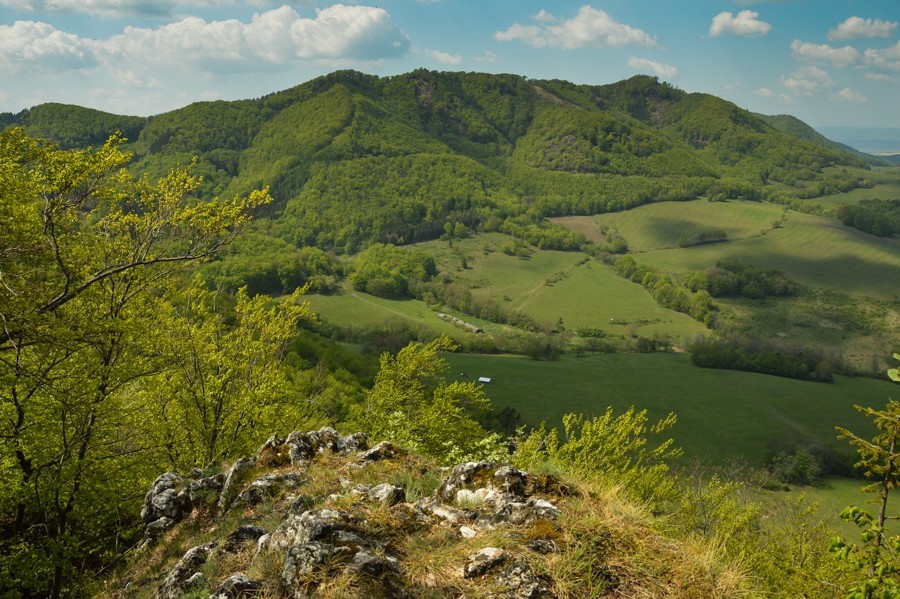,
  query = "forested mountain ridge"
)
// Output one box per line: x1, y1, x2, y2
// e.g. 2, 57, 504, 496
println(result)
2, 70, 872, 251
